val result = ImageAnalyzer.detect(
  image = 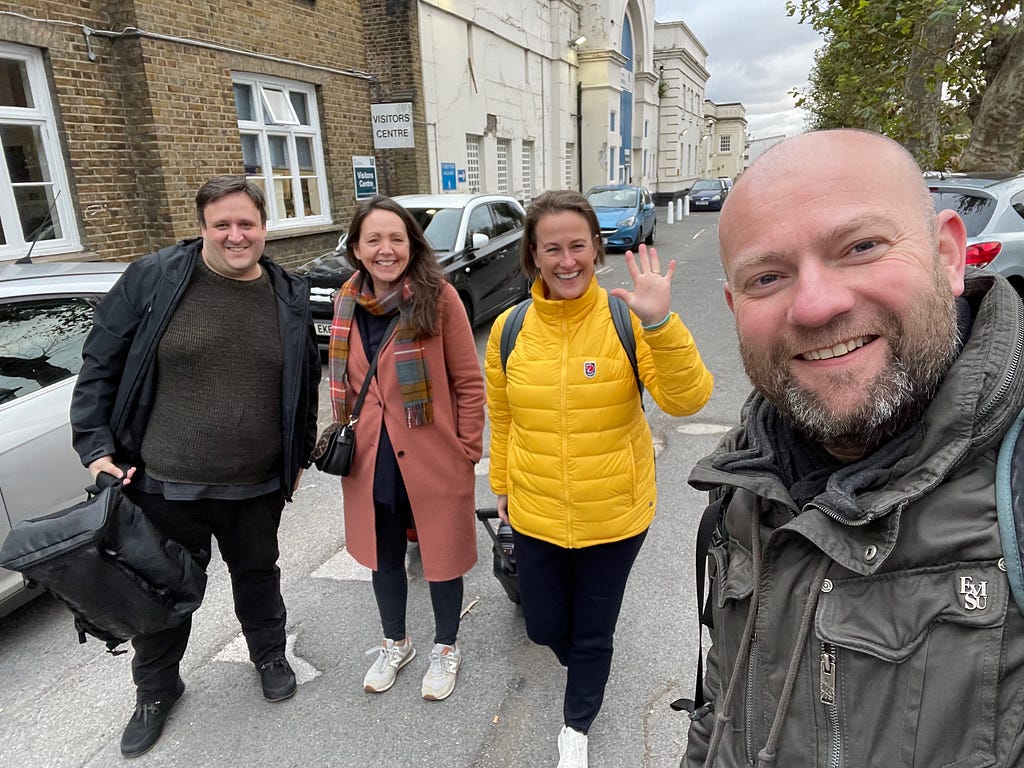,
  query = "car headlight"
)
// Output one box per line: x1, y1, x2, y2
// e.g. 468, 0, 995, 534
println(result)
711, 195, 721, 201
617, 215, 636, 227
